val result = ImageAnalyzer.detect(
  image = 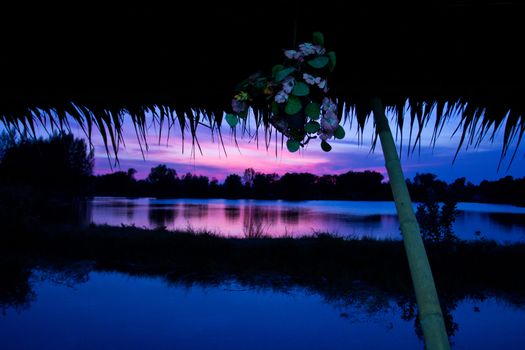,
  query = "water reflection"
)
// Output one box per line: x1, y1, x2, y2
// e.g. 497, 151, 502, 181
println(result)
126, 204, 135, 221
182, 204, 209, 219
488, 213, 525, 229
280, 208, 304, 225
325, 290, 460, 344
242, 209, 267, 238
338, 214, 384, 223
1, 262, 525, 349
88, 198, 525, 242
148, 208, 177, 228
224, 206, 241, 222
0, 262, 35, 314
